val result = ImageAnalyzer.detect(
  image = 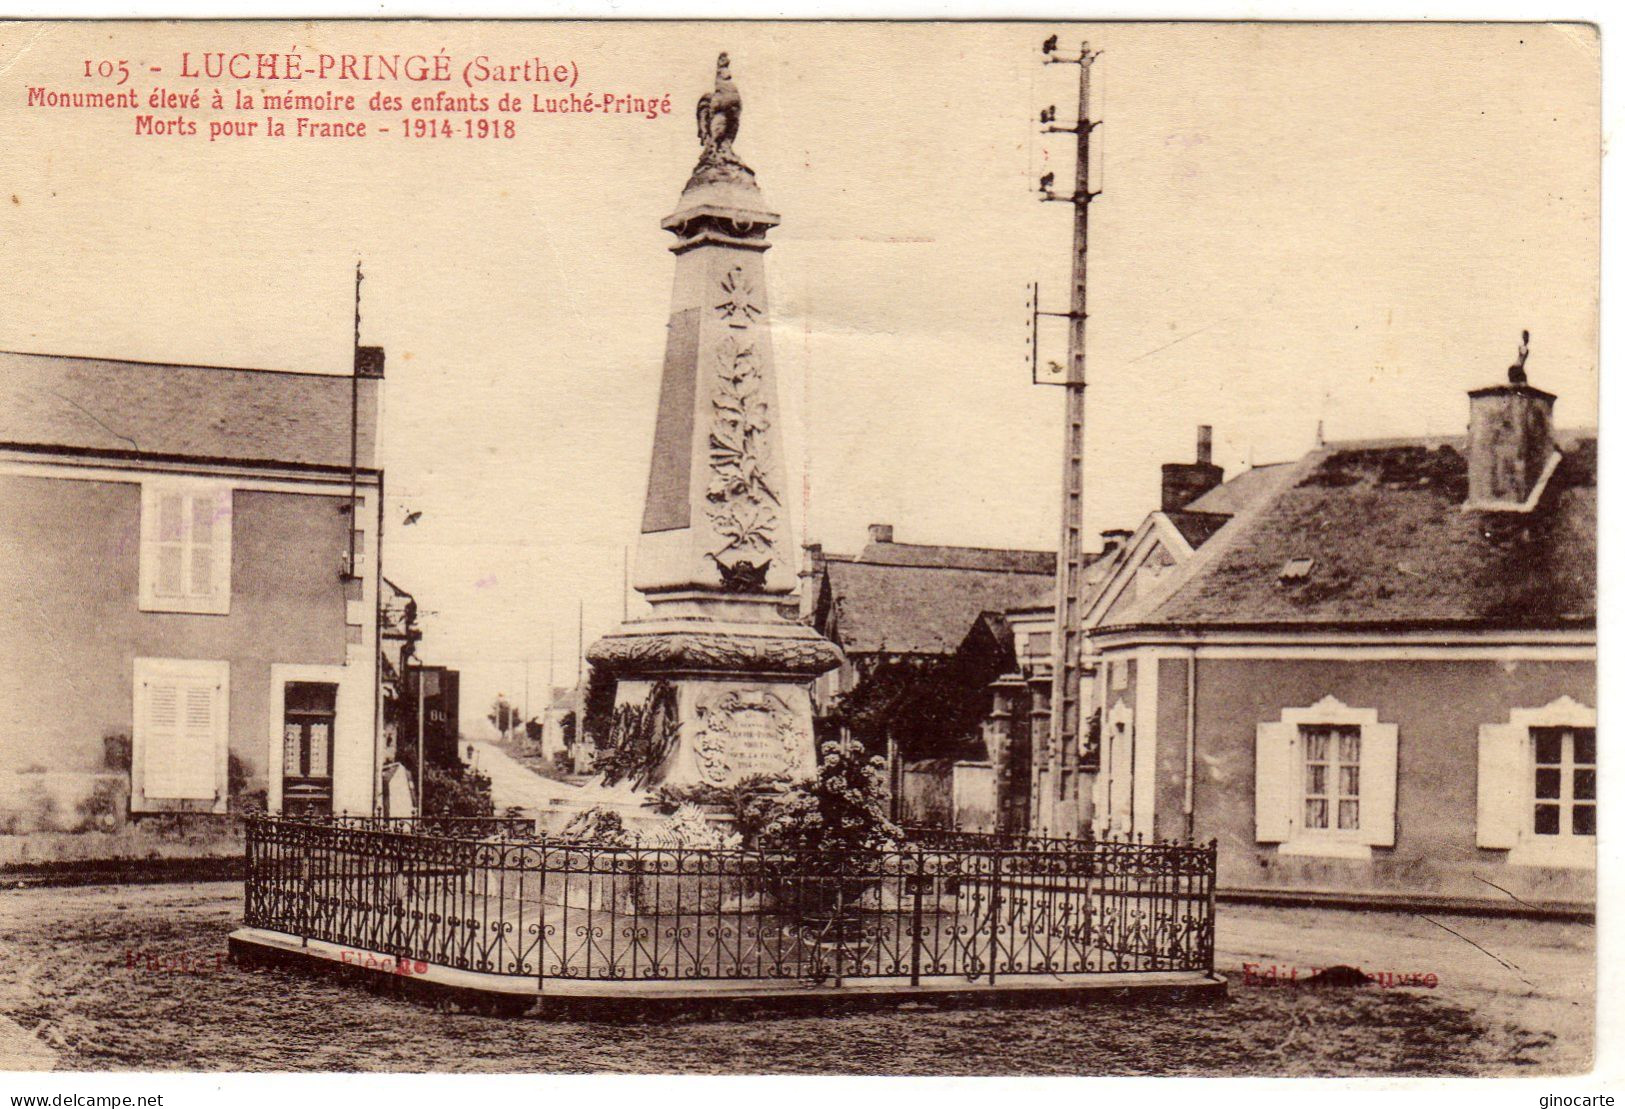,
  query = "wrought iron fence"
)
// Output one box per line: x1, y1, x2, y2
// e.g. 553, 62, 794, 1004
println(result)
243, 816, 1216, 986
309, 814, 542, 839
